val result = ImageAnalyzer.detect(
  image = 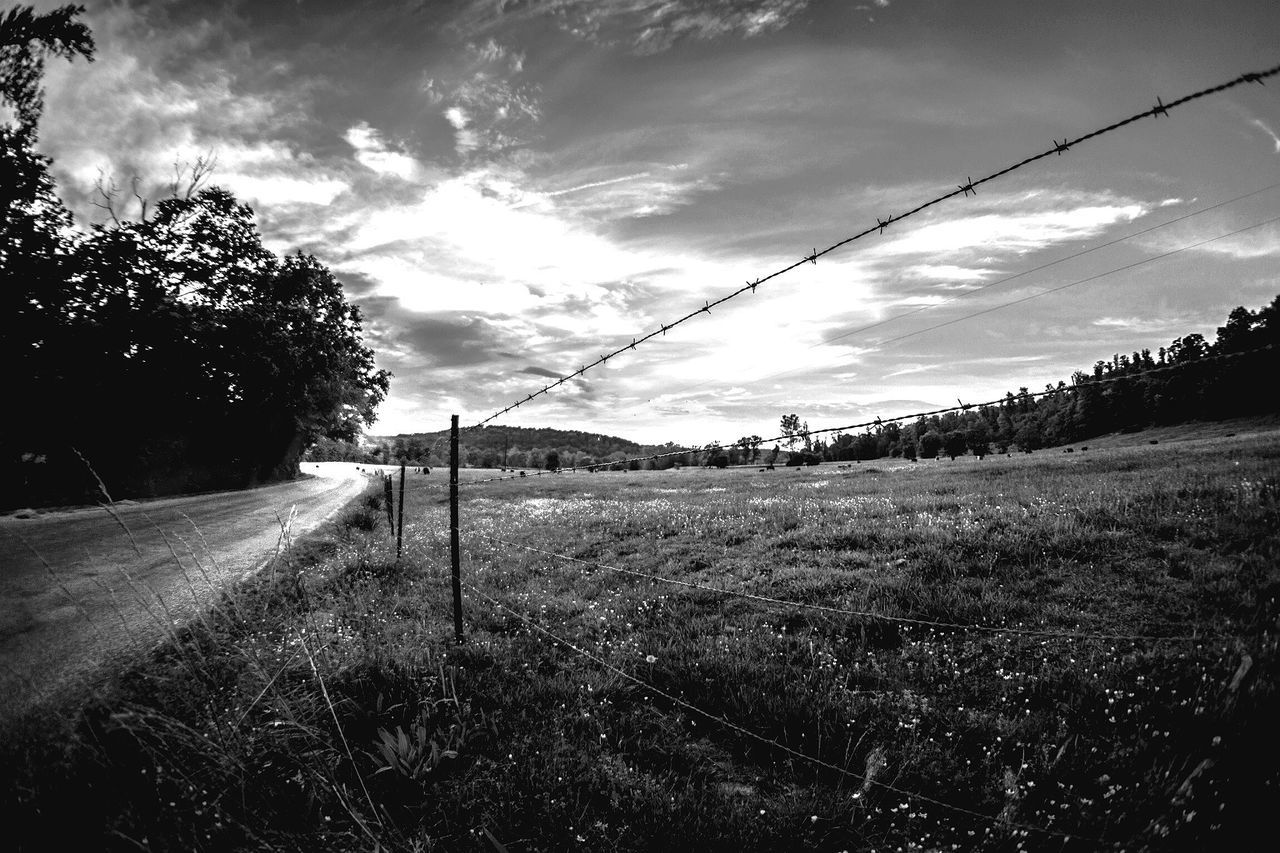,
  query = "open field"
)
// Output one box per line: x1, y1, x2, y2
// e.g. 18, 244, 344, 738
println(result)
3, 428, 1278, 851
